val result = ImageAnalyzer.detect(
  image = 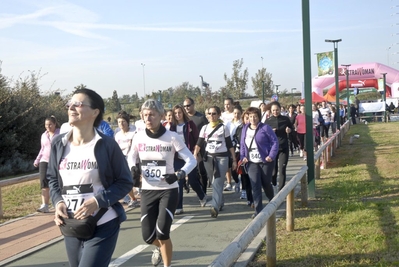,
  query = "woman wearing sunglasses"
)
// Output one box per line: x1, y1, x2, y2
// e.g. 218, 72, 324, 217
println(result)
48, 88, 133, 267
240, 107, 279, 219
193, 106, 237, 218
169, 105, 207, 215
